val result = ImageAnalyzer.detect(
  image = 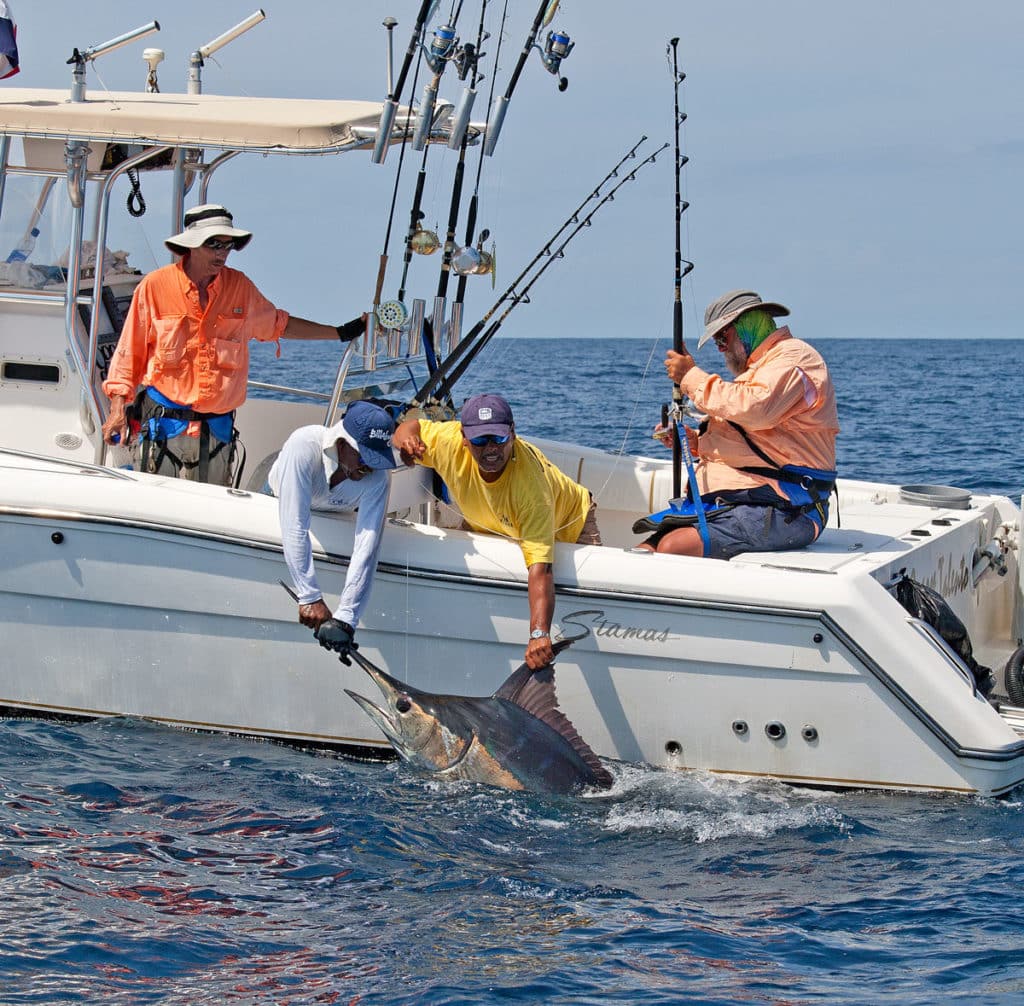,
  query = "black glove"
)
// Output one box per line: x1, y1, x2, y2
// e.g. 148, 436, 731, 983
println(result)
336, 317, 365, 343
315, 618, 356, 664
